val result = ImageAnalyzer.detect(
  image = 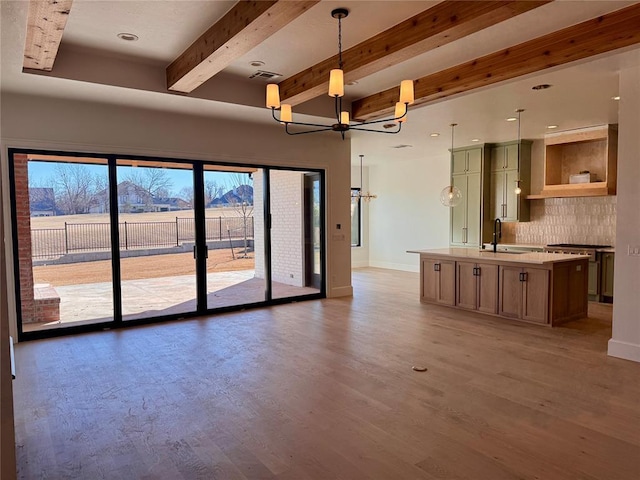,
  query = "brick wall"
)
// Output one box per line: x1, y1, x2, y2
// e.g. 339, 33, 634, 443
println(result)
12, 154, 37, 324
269, 171, 304, 286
